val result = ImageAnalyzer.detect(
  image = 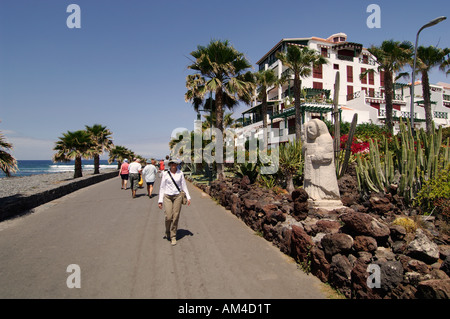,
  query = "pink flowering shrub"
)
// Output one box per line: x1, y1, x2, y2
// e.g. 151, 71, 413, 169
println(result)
340, 134, 370, 154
